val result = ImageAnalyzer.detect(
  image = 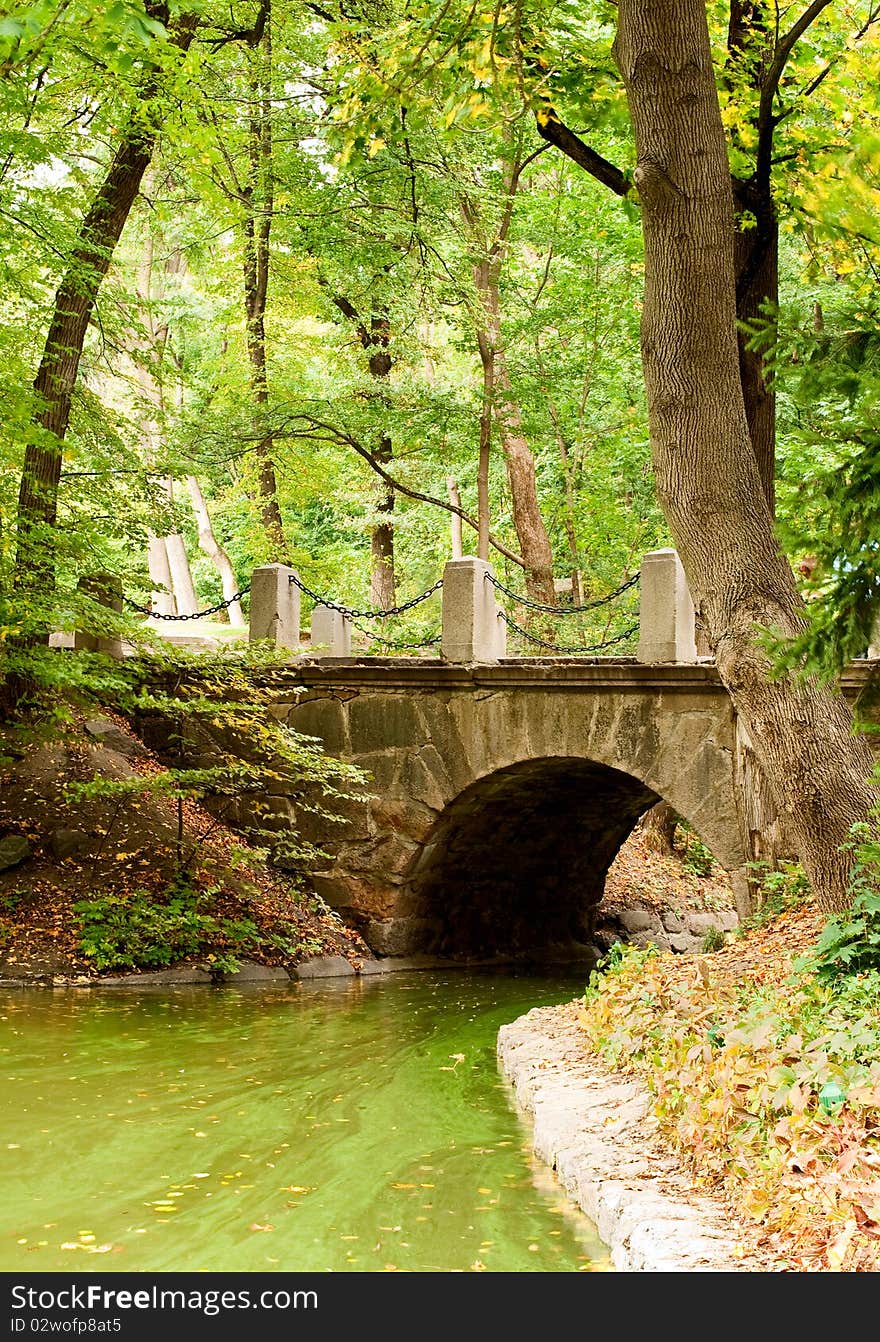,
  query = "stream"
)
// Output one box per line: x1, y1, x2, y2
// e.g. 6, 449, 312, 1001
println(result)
0, 969, 610, 1273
